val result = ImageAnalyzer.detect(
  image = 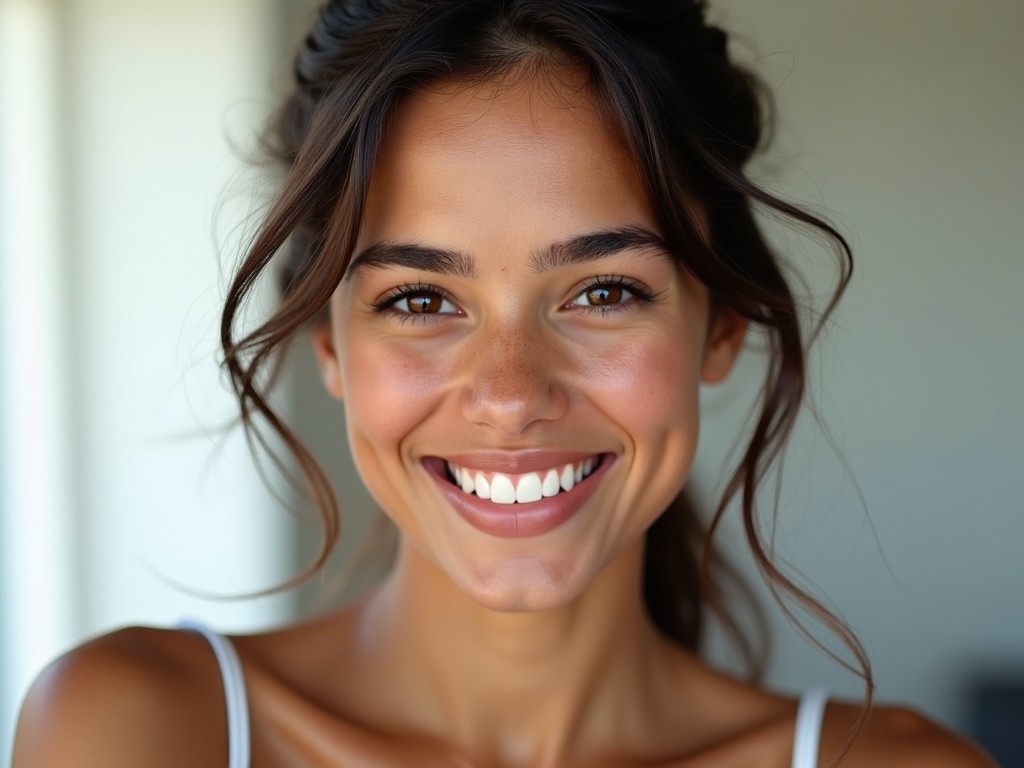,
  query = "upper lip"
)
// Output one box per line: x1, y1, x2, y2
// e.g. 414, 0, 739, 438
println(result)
432, 449, 606, 474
